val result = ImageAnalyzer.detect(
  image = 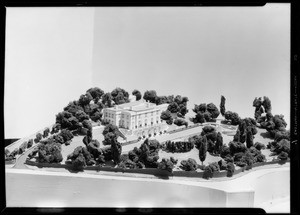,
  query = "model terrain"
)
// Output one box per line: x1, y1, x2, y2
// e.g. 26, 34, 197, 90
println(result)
5, 87, 290, 180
